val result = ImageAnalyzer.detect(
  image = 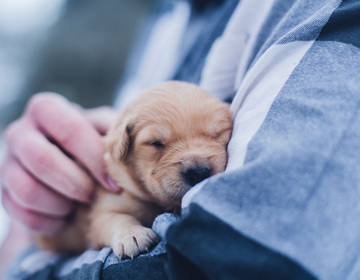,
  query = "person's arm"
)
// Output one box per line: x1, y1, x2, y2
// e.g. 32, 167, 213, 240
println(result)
164, 1, 360, 279
0, 94, 121, 277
